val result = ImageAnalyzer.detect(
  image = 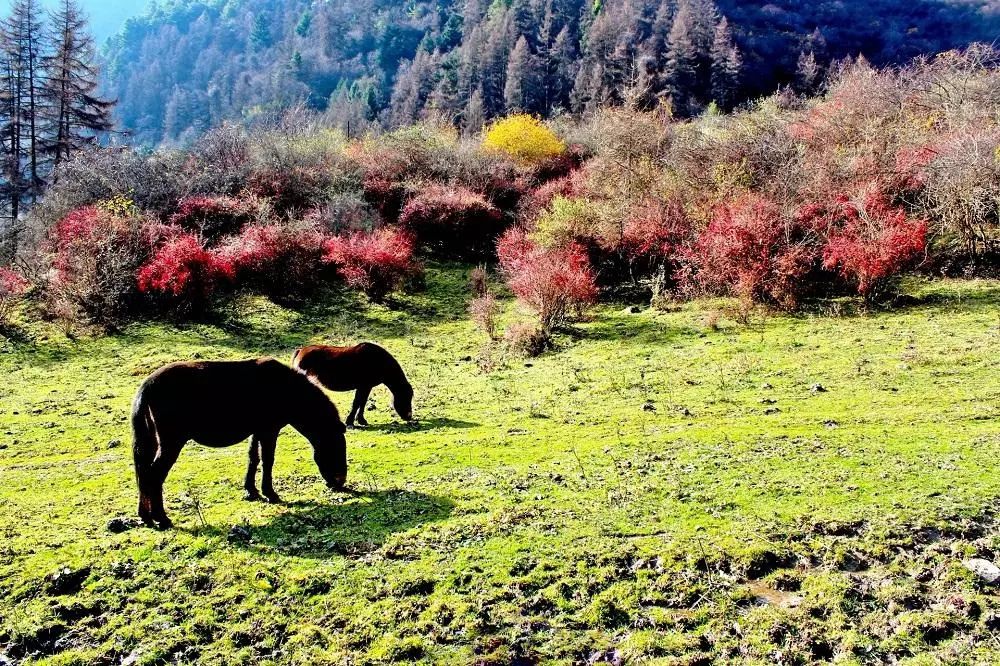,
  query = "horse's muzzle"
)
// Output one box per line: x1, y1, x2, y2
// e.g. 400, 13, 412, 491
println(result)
328, 474, 347, 490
